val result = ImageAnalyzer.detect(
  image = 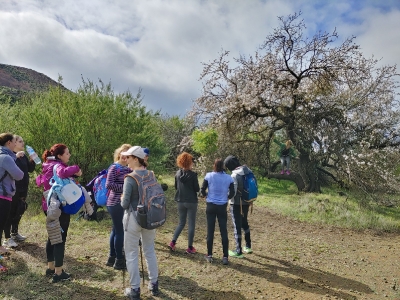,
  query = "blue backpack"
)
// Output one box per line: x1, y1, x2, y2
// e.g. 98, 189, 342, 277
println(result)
87, 163, 121, 206
242, 171, 258, 203
47, 164, 85, 215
